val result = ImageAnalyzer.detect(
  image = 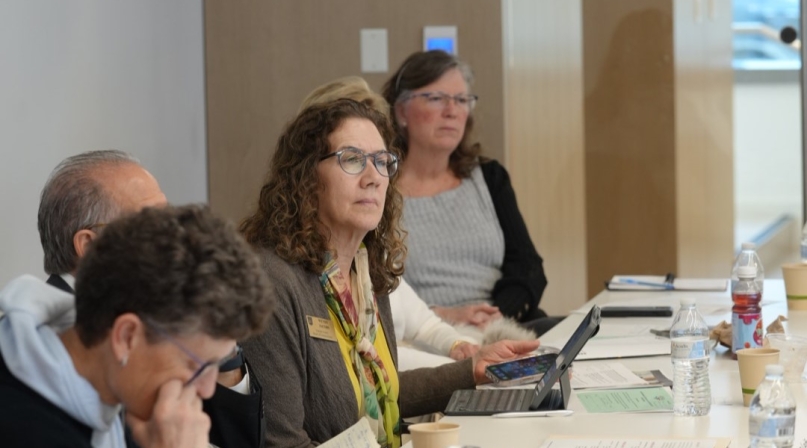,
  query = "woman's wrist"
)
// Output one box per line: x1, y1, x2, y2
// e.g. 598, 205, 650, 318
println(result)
449, 340, 466, 353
